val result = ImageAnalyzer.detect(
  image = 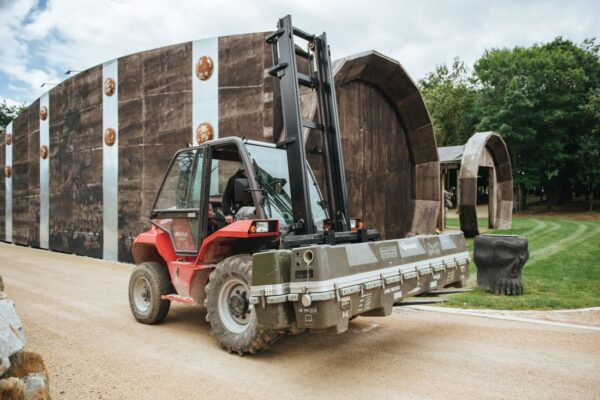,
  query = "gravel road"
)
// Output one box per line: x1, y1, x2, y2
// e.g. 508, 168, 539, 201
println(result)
1, 242, 599, 399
